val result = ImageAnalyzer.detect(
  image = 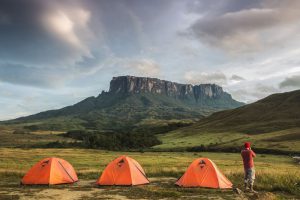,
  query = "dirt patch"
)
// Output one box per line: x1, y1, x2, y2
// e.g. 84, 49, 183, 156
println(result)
26, 188, 96, 200
0, 178, 295, 200
247, 192, 277, 200
0, 180, 130, 200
